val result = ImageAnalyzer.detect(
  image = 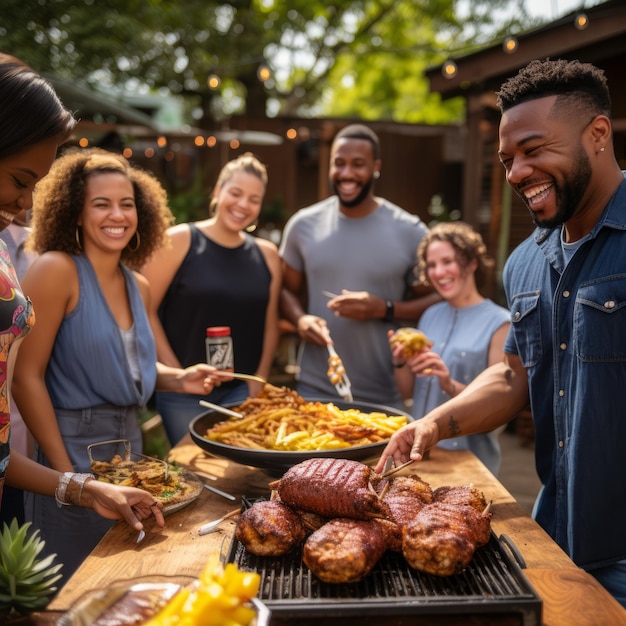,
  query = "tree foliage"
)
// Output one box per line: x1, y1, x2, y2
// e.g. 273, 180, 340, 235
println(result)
0, 0, 536, 125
